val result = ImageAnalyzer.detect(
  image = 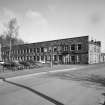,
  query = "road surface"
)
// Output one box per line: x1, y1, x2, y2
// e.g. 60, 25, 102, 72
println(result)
0, 63, 105, 105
